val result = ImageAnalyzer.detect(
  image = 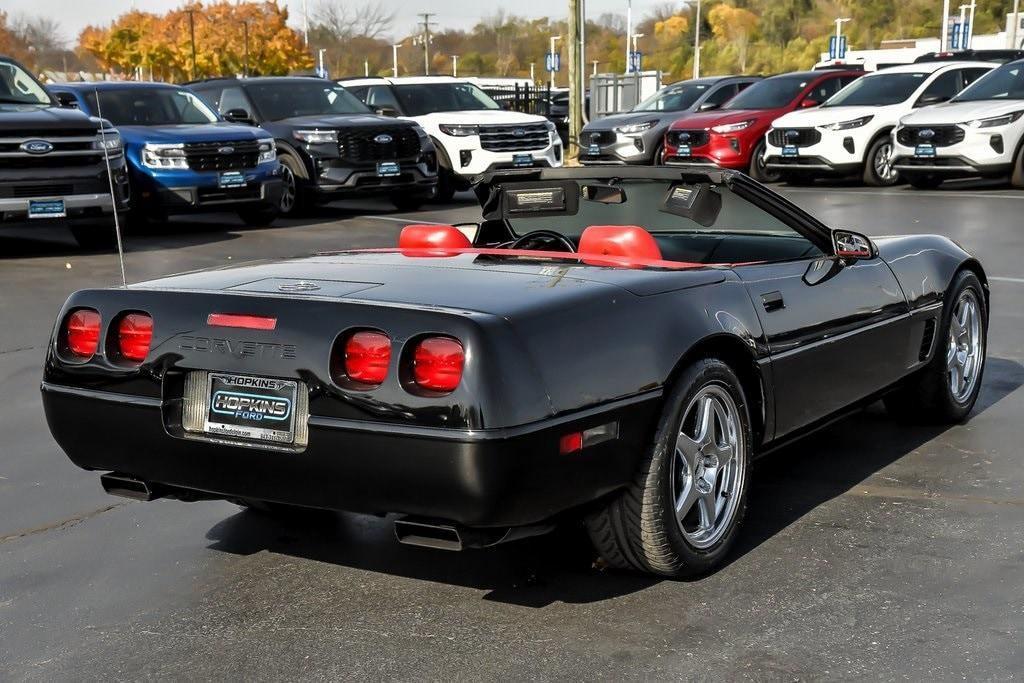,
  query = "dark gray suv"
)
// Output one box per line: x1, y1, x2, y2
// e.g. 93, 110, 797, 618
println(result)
579, 76, 761, 165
